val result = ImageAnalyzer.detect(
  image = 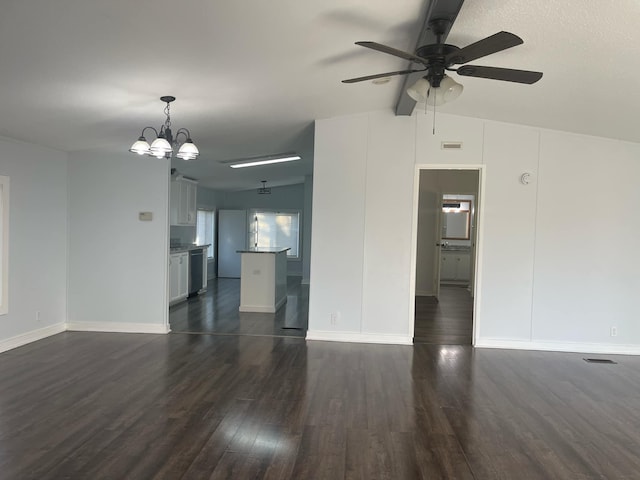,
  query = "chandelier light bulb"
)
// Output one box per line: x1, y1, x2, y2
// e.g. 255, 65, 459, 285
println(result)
176, 138, 200, 160
149, 136, 172, 156
129, 136, 151, 155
